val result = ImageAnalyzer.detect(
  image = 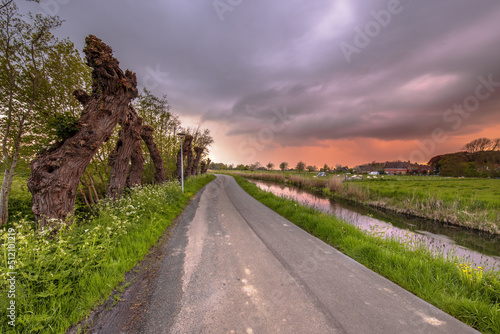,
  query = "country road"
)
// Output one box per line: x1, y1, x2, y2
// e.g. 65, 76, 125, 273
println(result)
99, 174, 479, 333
